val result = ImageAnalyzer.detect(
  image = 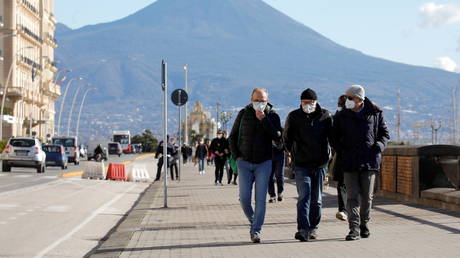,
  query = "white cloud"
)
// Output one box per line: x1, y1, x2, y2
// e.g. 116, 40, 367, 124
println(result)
419, 2, 460, 28
435, 57, 458, 72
